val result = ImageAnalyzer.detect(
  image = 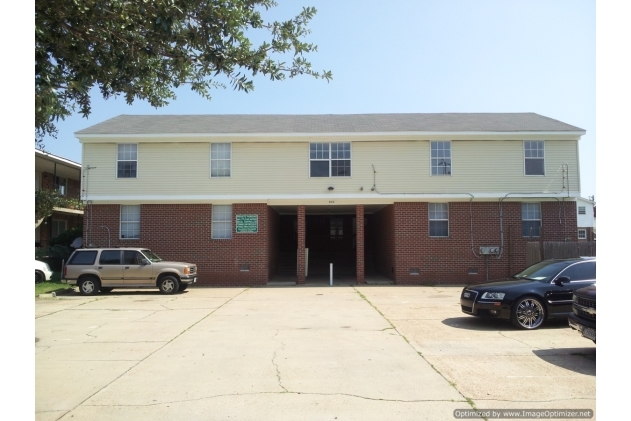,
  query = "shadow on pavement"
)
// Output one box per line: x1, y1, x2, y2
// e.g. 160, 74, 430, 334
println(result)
441, 317, 570, 331
532, 347, 596, 375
